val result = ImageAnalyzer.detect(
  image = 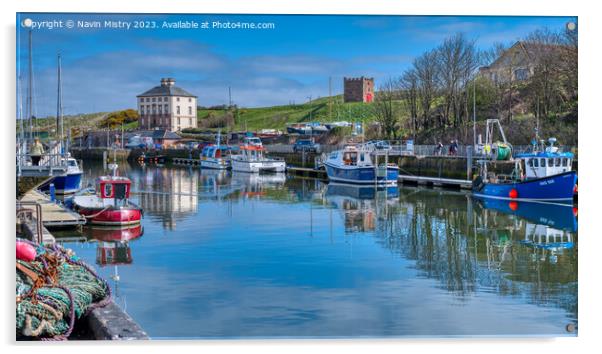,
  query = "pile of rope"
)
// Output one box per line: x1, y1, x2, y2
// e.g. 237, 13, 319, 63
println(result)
16, 239, 111, 340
